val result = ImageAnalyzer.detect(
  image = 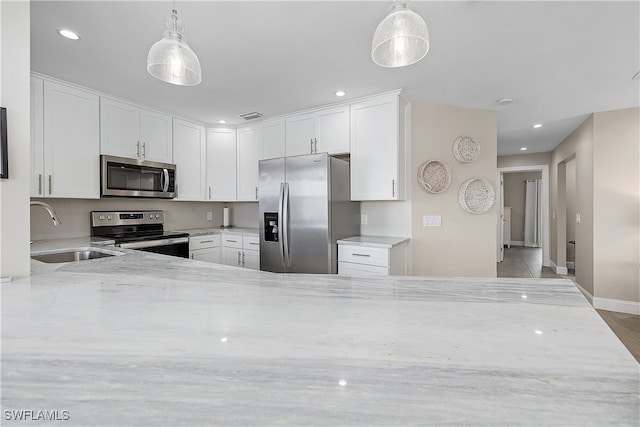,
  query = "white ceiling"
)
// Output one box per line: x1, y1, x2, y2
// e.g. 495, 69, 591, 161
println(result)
31, 1, 640, 156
